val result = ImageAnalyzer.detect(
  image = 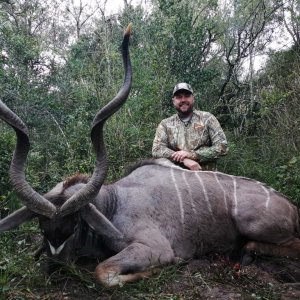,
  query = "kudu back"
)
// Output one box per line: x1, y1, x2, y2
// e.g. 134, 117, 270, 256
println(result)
1, 24, 300, 287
